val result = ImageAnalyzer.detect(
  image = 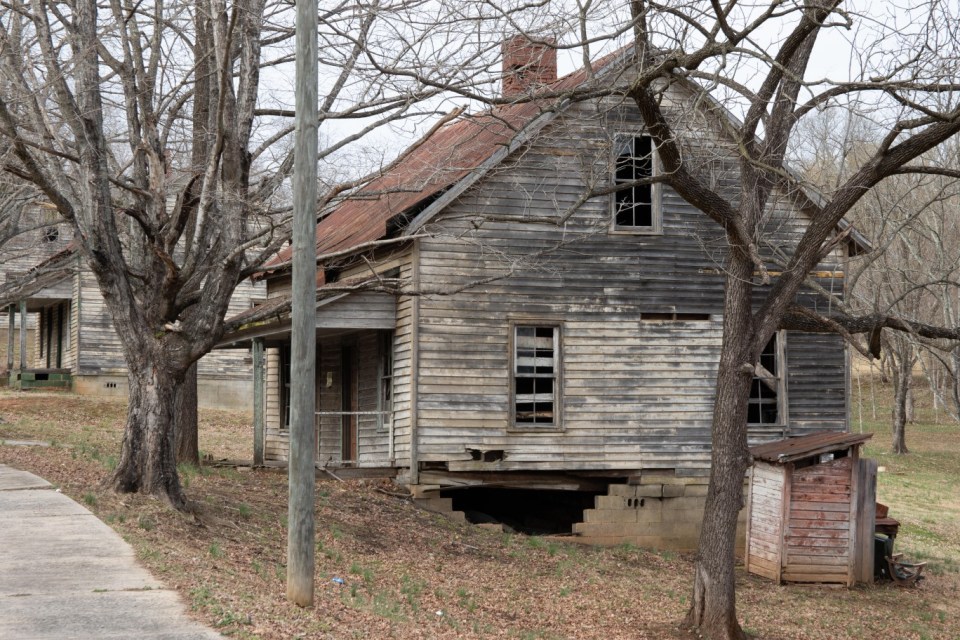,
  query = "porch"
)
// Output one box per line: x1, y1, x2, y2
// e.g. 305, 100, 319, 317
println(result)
219, 289, 405, 471
4, 296, 72, 390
